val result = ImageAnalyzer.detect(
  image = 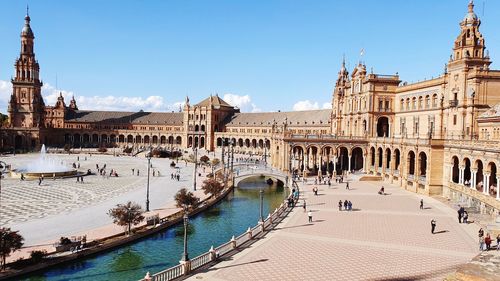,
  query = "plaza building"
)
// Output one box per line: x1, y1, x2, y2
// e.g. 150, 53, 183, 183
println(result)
2, 2, 499, 215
